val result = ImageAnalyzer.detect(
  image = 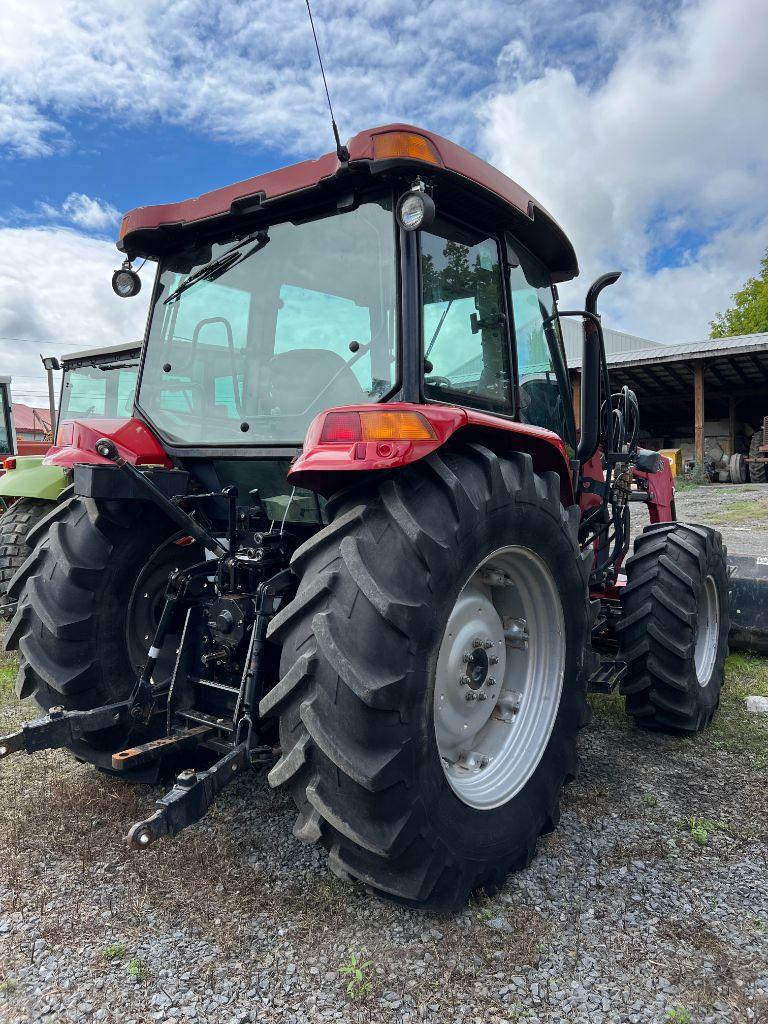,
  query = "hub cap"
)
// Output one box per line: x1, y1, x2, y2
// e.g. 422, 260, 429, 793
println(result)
694, 574, 719, 687
433, 546, 565, 810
